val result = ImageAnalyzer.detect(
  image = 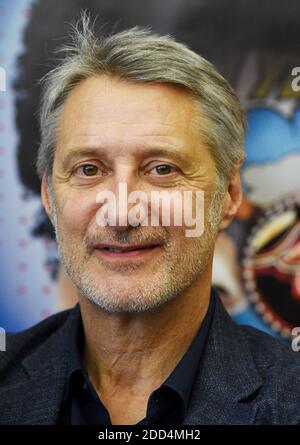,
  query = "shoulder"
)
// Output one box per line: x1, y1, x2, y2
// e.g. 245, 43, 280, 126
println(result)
237, 324, 300, 424
212, 294, 300, 377
209, 294, 300, 423
0, 307, 74, 382
240, 323, 300, 370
